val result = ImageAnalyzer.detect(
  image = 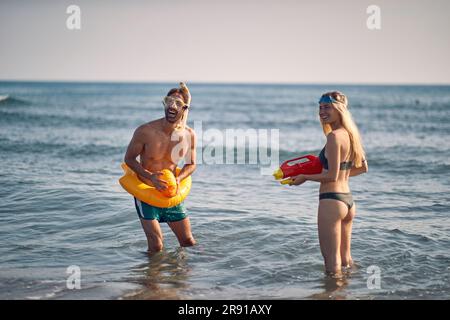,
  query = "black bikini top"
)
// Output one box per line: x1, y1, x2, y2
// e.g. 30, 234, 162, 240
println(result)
319, 147, 353, 170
